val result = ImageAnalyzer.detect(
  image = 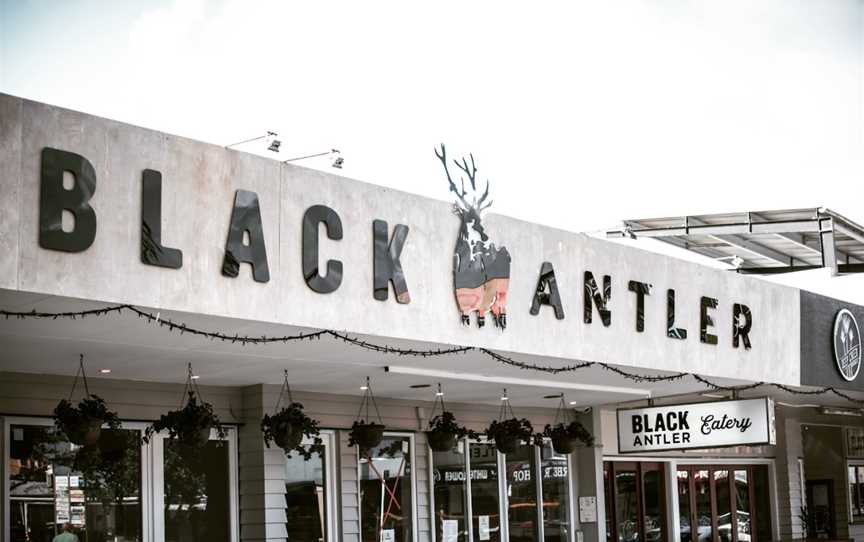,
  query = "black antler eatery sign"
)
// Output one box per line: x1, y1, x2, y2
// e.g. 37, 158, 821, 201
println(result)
35, 144, 754, 349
